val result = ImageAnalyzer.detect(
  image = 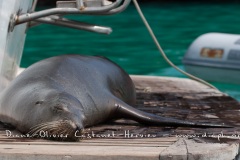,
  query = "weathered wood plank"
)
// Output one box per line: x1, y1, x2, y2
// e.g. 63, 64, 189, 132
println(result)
159, 138, 239, 160
0, 144, 165, 160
